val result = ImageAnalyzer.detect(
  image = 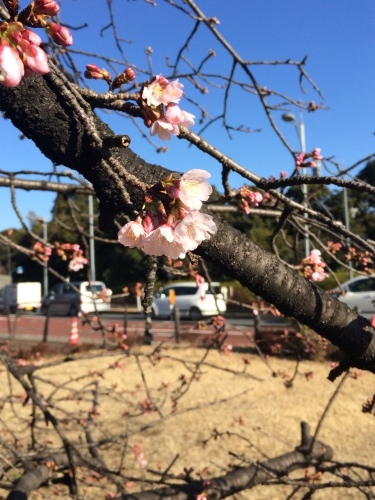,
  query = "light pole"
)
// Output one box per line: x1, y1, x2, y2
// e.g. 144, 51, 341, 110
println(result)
7, 245, 11, 278
88, 193, 96, 281
39, 218, 48, 295
30, 216, 49, 295
282, 112, 310, 257
343, 187, 354, 280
